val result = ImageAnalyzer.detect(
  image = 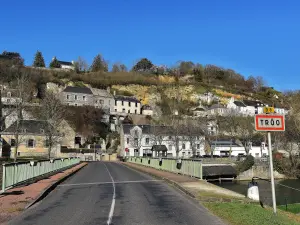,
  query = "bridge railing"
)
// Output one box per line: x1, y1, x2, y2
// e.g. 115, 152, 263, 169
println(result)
1, 157, 81, 192
127, 157, 203, 179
